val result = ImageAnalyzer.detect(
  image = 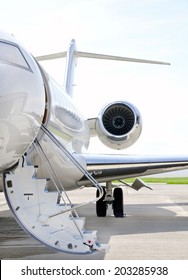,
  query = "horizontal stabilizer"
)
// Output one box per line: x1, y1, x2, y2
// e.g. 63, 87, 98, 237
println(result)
75, 51, 170, 65
35, 39, 170, 98
36, 51, 67, 61
36, 49, 170, 66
